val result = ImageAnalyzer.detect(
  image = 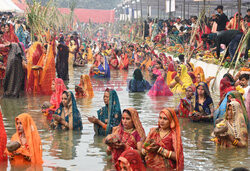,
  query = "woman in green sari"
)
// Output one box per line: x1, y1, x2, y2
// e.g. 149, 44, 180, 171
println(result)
88, 88, 121, 136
